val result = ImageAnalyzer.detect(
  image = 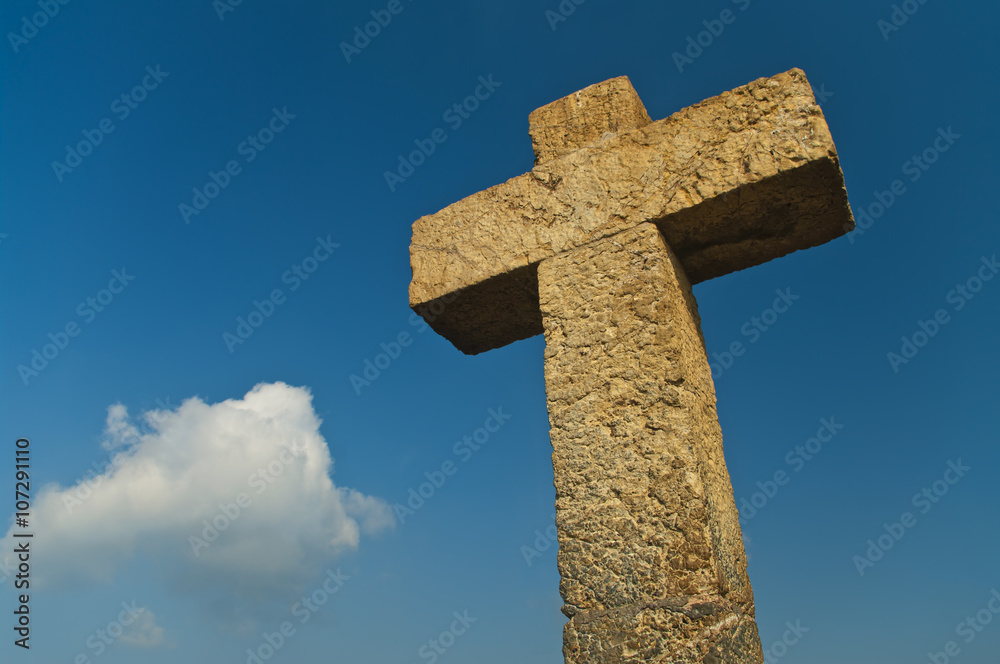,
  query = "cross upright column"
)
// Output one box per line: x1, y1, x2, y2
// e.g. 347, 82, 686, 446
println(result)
540, 222, 760, 662
408, 70, 854, 663
533, 80, 760, 662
